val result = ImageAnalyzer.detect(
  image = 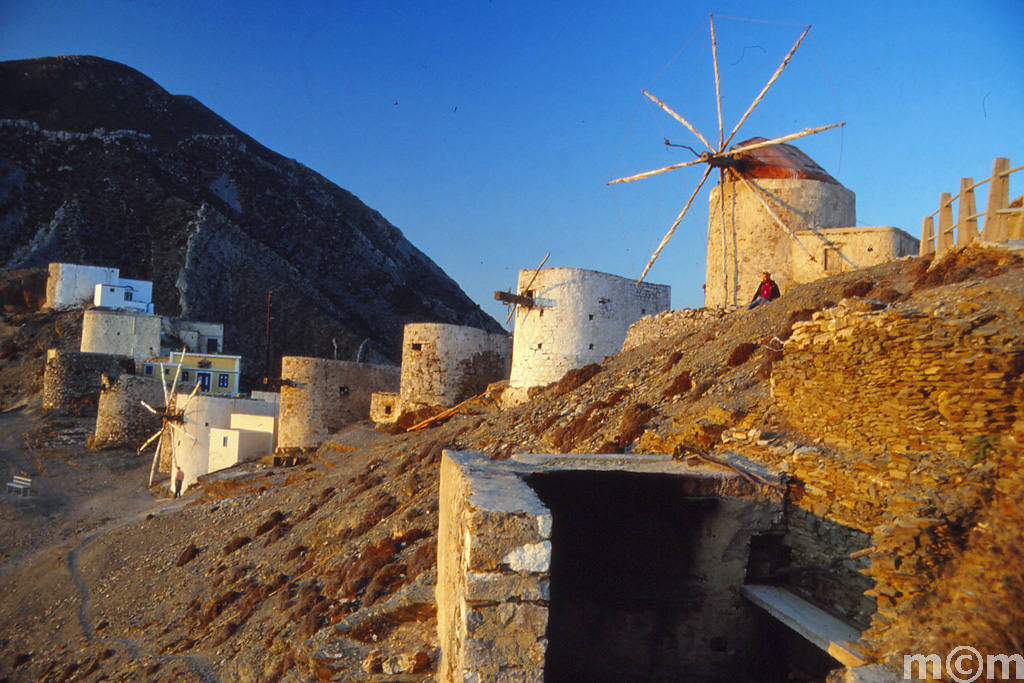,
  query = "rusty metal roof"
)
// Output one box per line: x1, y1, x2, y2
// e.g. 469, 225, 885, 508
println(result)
730, 137, 840, 184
